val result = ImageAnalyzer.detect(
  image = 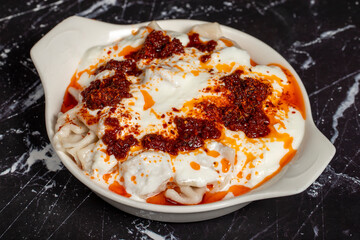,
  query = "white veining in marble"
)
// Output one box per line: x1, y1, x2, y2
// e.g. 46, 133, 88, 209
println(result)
0, 0, 65, 23
77, 0, 117, 18
131, 219, 179, 240
45, 191, 92, 240
0, 81, 43, 121
289, 24, 356, 70
293, 25, 356, 48
0, 129, 62, 176
330, 73, 360, 143
251, 0, 287, 15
